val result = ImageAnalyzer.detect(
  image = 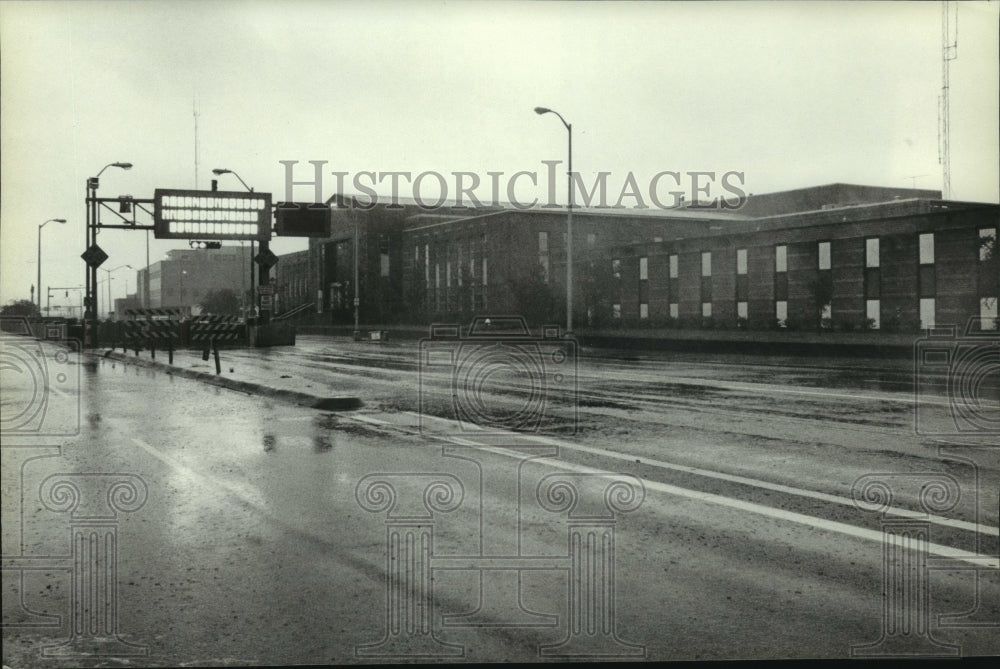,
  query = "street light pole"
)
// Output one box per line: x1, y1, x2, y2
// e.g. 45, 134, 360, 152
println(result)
85, 162, 132, 347
38, 218, 66, 314
100, 264, 133, 319
534, 106, 573, 333
212, 168, 262, 324
354, 214, 360, 337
